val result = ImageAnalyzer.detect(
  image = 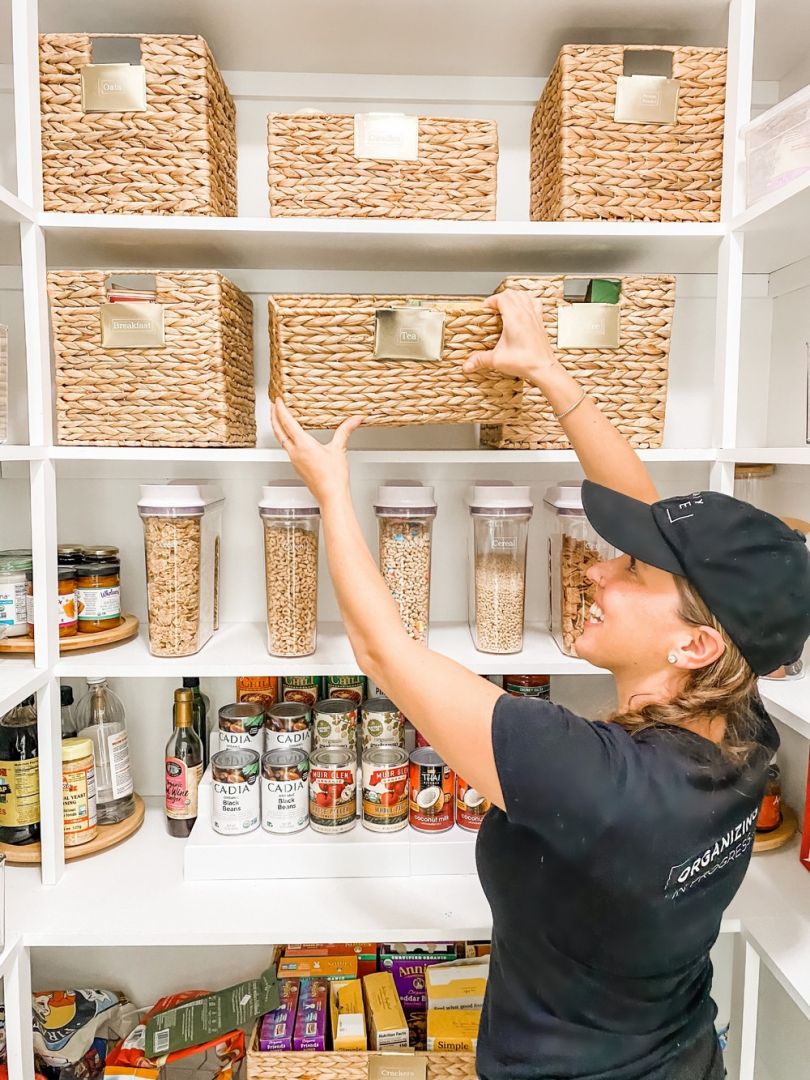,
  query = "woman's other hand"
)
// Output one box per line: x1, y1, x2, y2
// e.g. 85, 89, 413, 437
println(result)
271, 398, 362, 505
463, 290, 559, 388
